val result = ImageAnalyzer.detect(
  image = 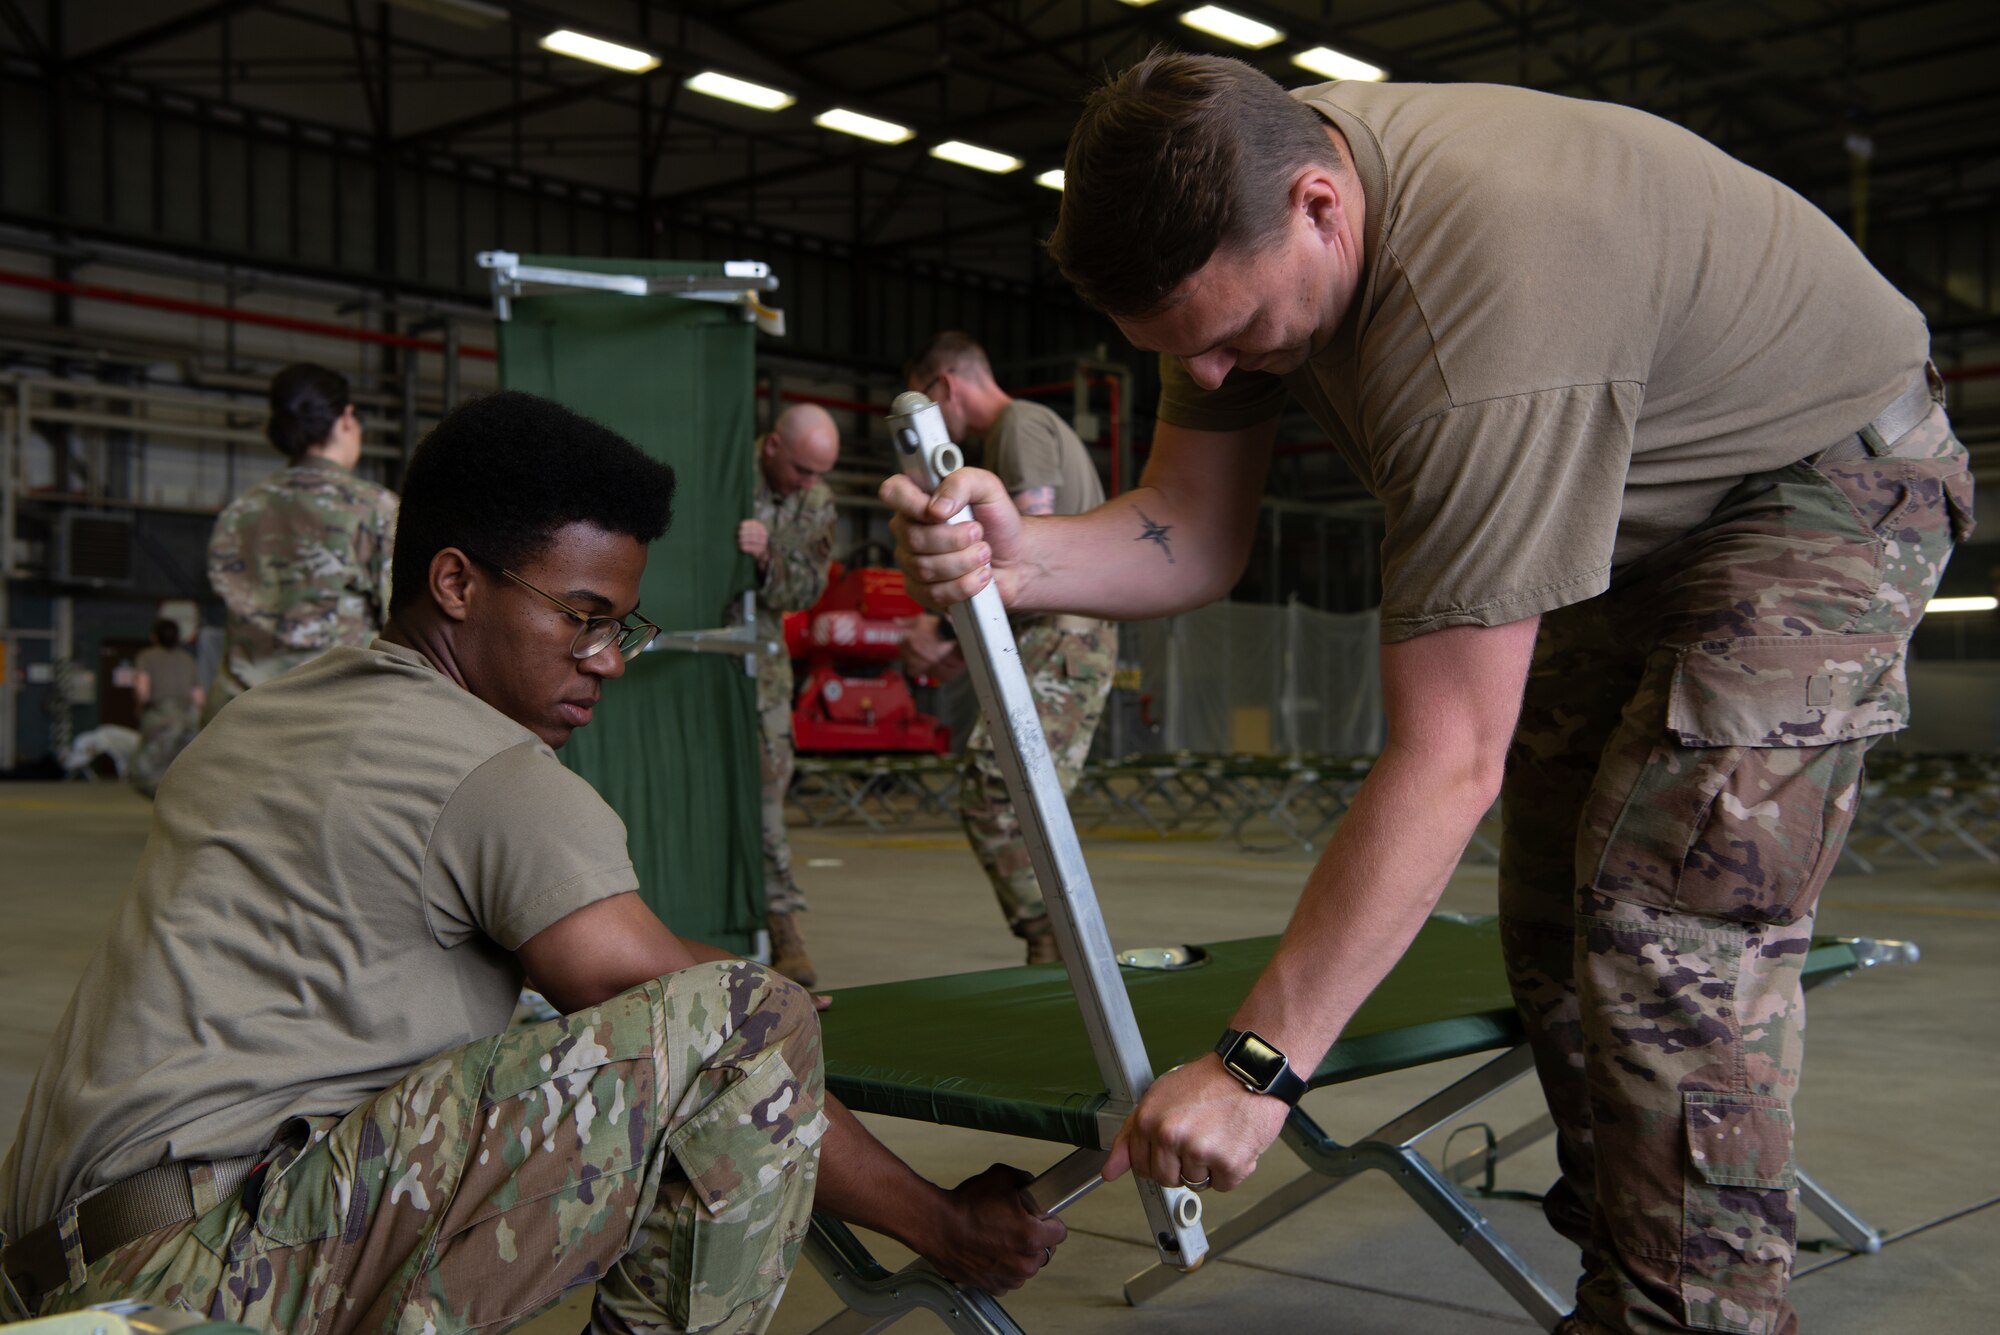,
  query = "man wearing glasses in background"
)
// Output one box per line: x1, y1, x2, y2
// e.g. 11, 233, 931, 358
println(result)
2, 392, 1063, 1335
